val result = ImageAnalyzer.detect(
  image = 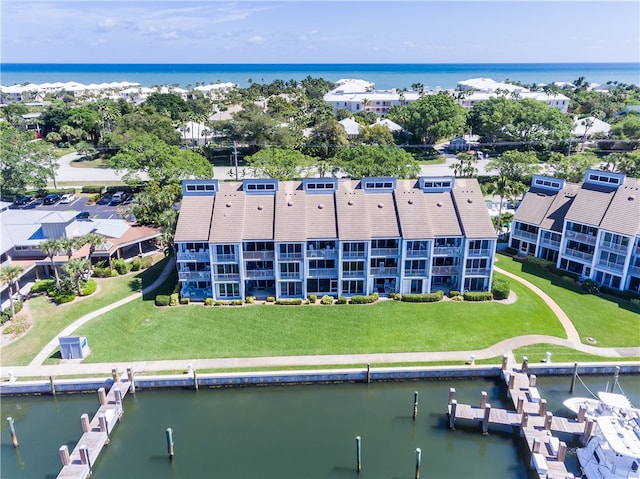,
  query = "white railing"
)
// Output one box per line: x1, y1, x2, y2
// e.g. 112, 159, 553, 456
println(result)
404, 269, 428, 277
599, 241, 628, 255
306, 249, 337, 258
433, 246, 461, 256
467, 249, 492, 257
342, 250, 367, 259
244, 269, 274, 278
177, 251, 210, 262
564, 230, 597, 245
465, 268, 491, 276
214, 273, 240, 281
563, 248, 593, 262
279, 252, 303, 260
370, 267, 399, 276
307, 268, 338, 277
215, 254, 237, 262
540, 237, 561, 249
431, 266, 460, 275
178, 271, 211, 281
370, 248, 399, 257
243, 251, 275, 260
628, 266, 640, 277
405, 249, 430, 258
512, 229, 538, 242
342, 270, 365, 278
279, 271, 301, 279
596, 260, 625, 272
